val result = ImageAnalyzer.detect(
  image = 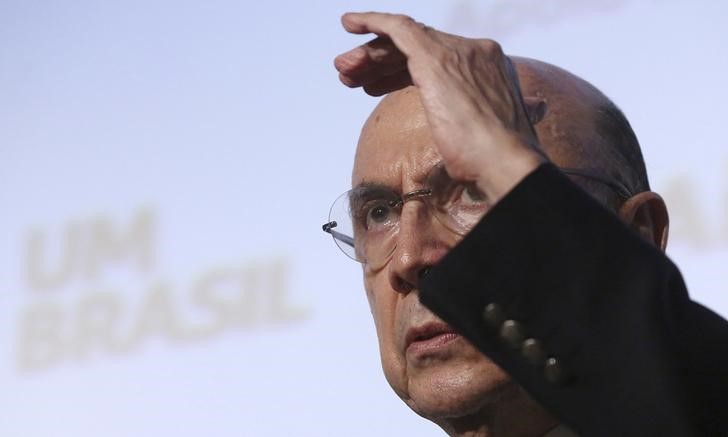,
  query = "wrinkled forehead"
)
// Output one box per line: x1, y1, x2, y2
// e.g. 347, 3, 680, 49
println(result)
352, 87, 440, 189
